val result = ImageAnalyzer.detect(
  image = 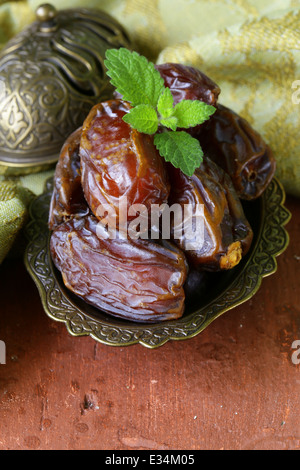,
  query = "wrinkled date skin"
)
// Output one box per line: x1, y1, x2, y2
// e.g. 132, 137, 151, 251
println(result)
155, 63, 220, 106
80, 99, 170, 224
49, 128, 89, 231
199, 104, 276, 200
50, 215, 188, 322
167, 158, 253, 271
